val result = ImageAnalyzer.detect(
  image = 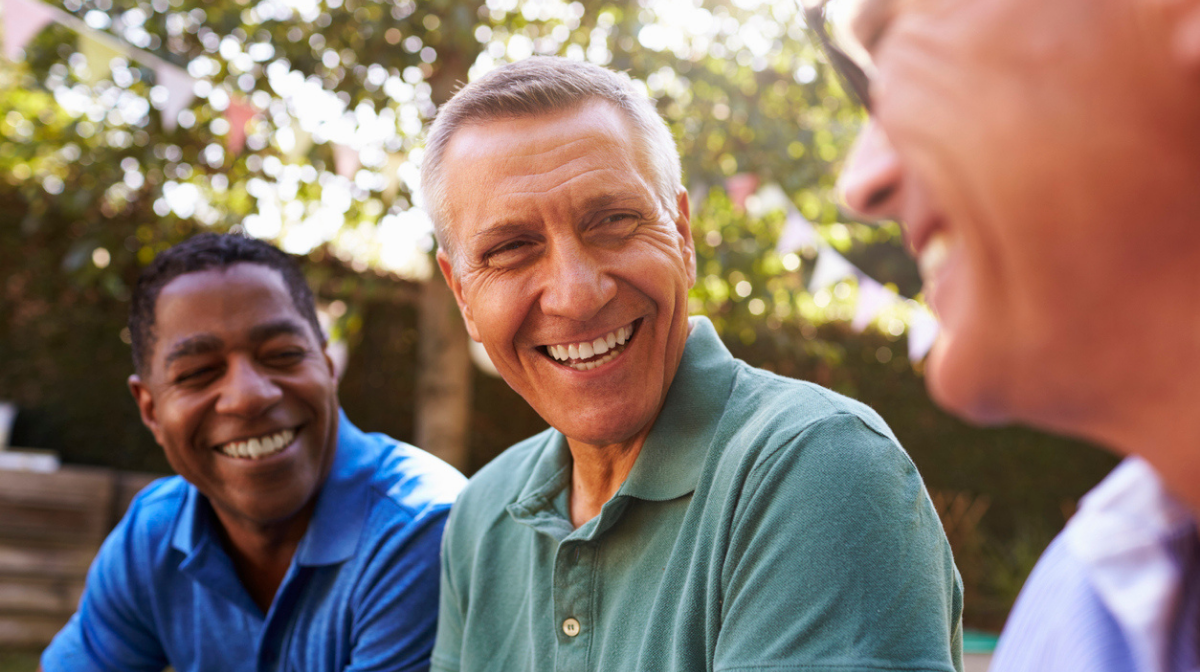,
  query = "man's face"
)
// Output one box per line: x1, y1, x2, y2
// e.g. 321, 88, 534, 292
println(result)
437, 101, 696, 448
129, 263, 339, 530
837, 0, 1199, 429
